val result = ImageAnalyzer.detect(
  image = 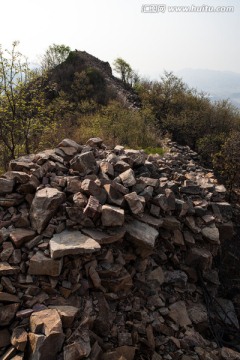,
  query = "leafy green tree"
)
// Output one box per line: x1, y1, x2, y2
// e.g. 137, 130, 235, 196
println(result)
213, 131, 240, 193
41, 43, 71, 71
113, 57, 138, 87
0, 41, 49, 166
